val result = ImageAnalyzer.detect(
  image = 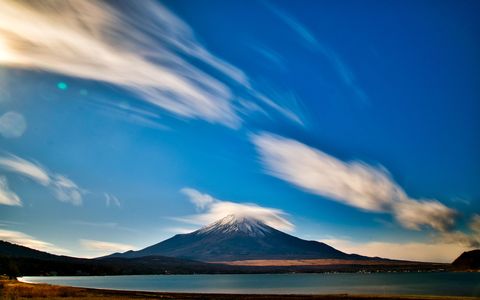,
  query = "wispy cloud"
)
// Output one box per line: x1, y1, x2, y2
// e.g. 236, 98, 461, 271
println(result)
264, 2, 317, 47
471, 214, 480, 234
71, 221, 118, 228
0, 0, 303, 128
89, 99, 170, 131
438, 214, 480, 248
181, 188, 215, 210
0, 0, 241, 127
0, 220, 23, 227
50, 175, 83, 205
164, 226, 198, 234
0, 229, 69, 254
0, 111, 27, 138
0, 176, 21, 206
250, 44, 286, 71
179, 187, 294, 232
104, 193, 121, 208
70, 220, 138, 234
393, 199, 457, 231
253, 89, 305, 126
450, 197, 471, 206
0, 154, 50, 185
80, 239, 134, 253
264, 1, 367, 102
252, 132, 457, 232
0, 153, 84, 205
